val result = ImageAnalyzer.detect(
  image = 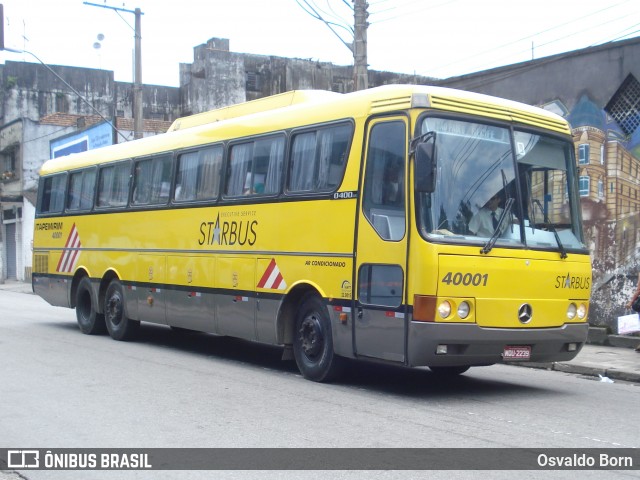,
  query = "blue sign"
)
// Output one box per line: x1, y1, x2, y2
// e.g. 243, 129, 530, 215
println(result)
50, 121, 114, 159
